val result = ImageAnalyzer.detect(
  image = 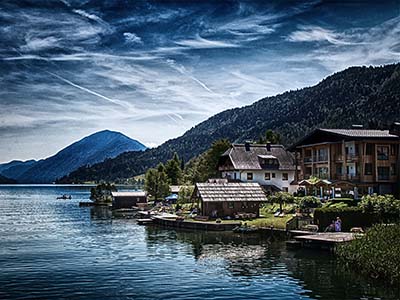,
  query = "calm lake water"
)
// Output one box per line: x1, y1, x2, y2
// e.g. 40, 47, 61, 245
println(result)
0, 185, 399, 300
